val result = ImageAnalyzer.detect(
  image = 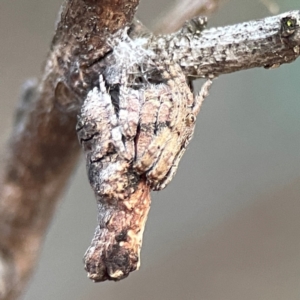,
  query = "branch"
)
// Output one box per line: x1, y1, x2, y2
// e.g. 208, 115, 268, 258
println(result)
150, 11, 300, 78
1, 1, 300, 298
78, 10, 300, 282
0, 1, 139, 299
